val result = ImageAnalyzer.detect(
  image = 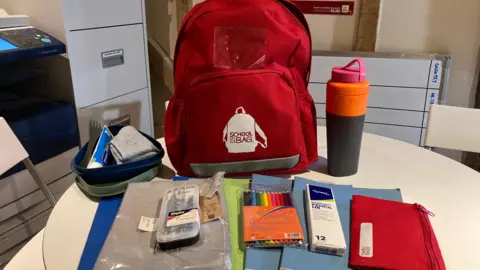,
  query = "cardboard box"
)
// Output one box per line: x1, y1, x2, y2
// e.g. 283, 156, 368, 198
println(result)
306, 184, 346, 256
